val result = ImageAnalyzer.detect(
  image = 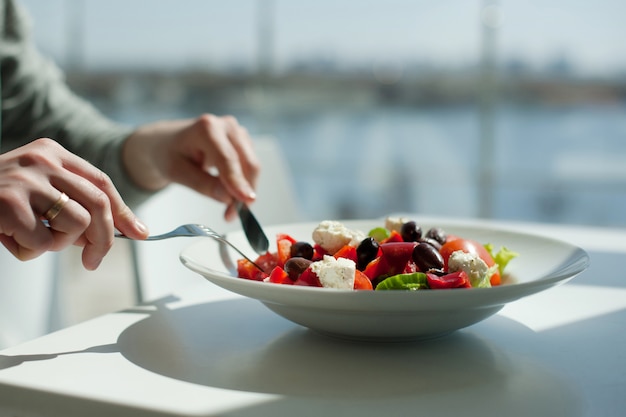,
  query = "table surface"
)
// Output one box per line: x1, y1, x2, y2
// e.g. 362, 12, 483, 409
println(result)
1, 218, 625, 417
